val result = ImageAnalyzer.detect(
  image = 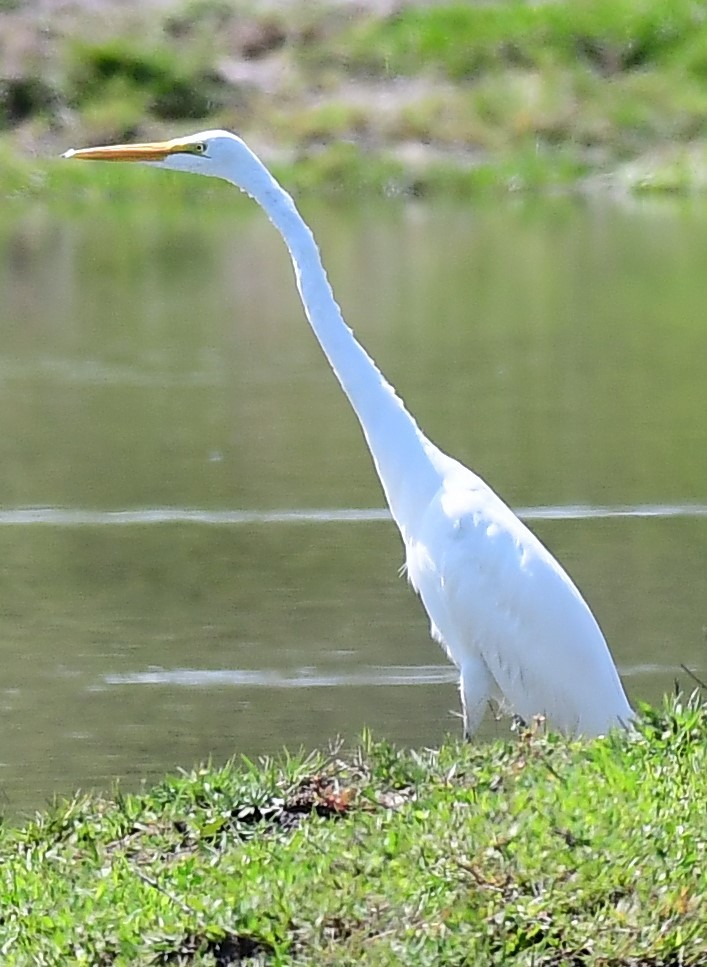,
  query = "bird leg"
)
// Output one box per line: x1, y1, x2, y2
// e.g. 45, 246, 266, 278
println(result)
459, 655, 496, 739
